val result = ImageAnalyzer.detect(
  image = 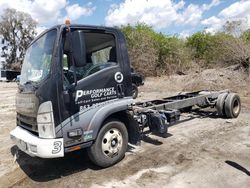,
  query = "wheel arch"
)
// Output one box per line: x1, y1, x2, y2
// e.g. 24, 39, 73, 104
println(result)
87, 98, 140, 144
102, 110, 140, 145
58, 98, 139, 148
